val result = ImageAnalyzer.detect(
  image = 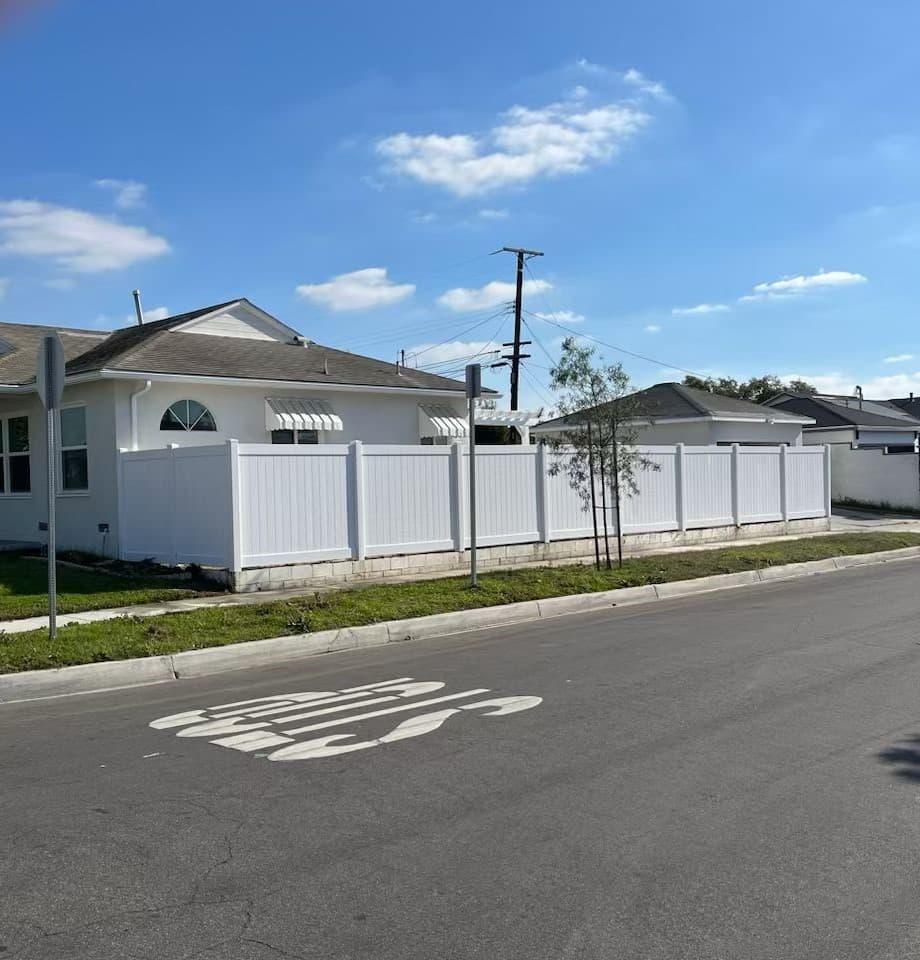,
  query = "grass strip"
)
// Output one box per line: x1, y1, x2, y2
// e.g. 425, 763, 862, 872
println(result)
0, 553, 208, 621
3, 532, 919, 674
